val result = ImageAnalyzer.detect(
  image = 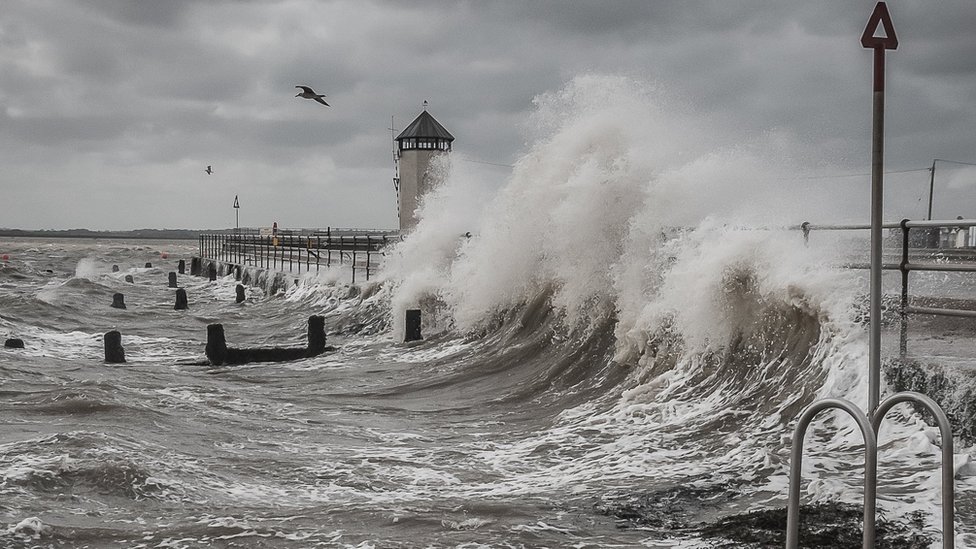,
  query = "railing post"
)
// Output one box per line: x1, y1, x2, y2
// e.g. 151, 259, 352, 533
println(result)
351, 250, 357, 283
316, 236, 321, 272
366, 235, 371, 280
899, 218, 911, 360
